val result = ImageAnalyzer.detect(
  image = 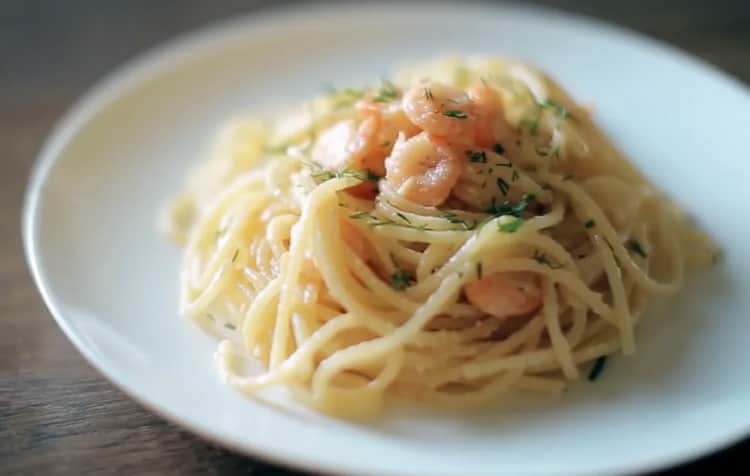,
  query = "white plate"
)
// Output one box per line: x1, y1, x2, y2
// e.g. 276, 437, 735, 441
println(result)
23, 2, 750, 475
